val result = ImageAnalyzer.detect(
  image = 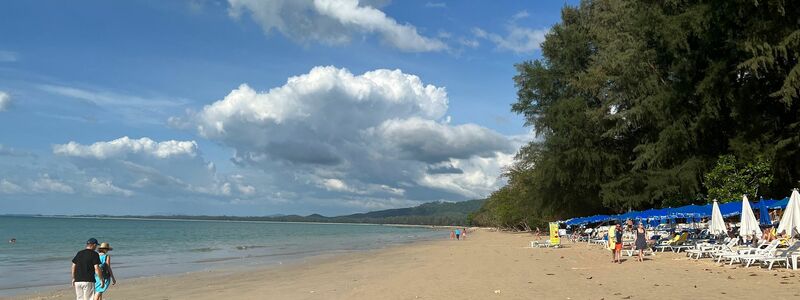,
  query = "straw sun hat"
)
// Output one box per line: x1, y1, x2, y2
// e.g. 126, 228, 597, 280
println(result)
98, 242, 113, 251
